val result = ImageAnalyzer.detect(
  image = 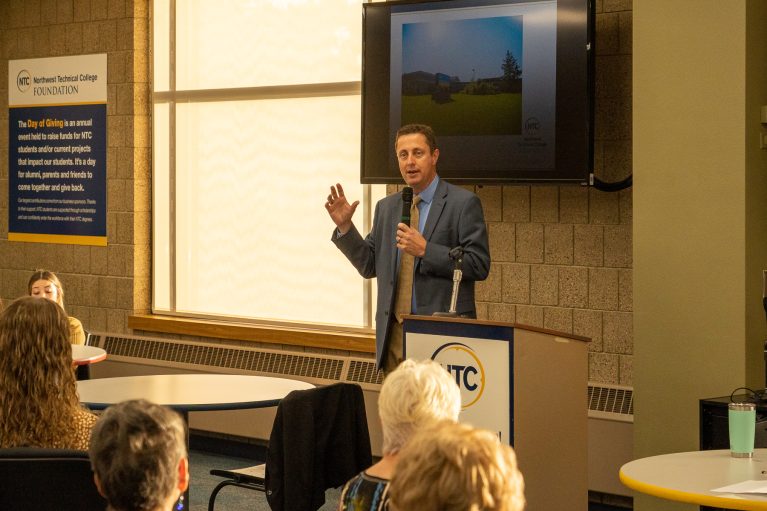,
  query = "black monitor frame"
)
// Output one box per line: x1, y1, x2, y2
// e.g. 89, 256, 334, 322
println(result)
361, 0, 595, 184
